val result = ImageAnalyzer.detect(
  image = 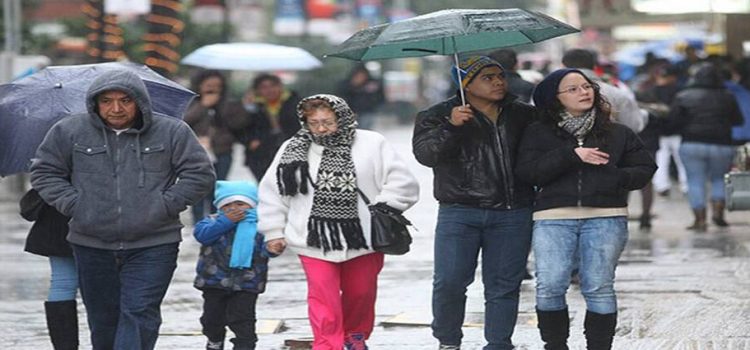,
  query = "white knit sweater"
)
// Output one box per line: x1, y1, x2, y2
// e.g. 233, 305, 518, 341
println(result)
258, 130, 420, 262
